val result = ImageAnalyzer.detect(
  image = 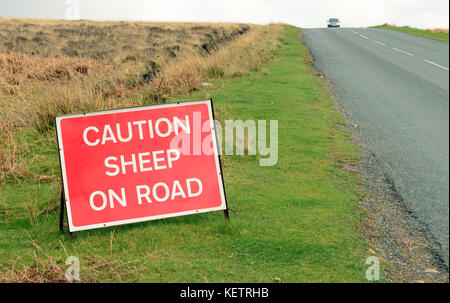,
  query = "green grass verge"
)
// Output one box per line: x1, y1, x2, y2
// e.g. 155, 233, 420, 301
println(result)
0, 26, 378, 282
372, 24, 449, 42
